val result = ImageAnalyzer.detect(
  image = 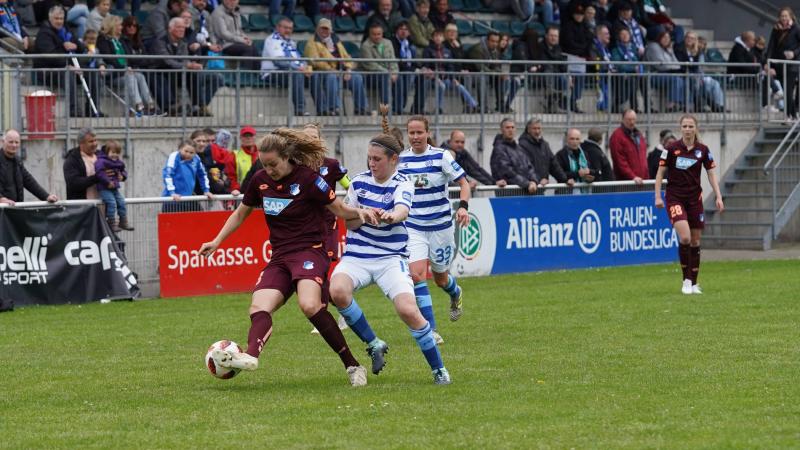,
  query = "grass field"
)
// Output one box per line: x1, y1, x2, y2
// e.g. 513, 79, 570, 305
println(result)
1, 260, 799, 449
